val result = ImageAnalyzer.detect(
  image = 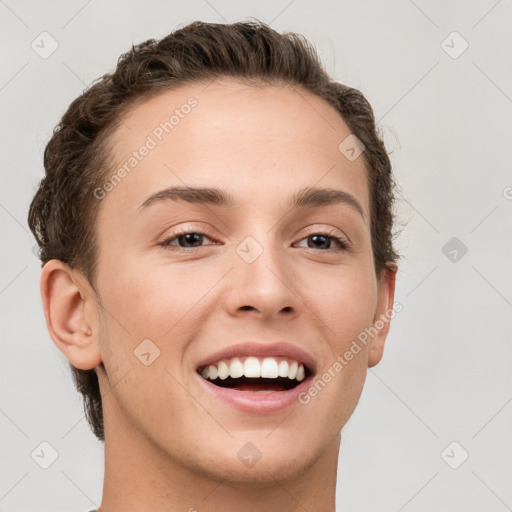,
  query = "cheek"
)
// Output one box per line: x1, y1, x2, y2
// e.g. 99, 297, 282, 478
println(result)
95, 261, 205, 433
100, 349, 203, 449
98, 256, 202, 334
313, 265, 377, 407
96, 258, 224, 385
306, 263, 378, 342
